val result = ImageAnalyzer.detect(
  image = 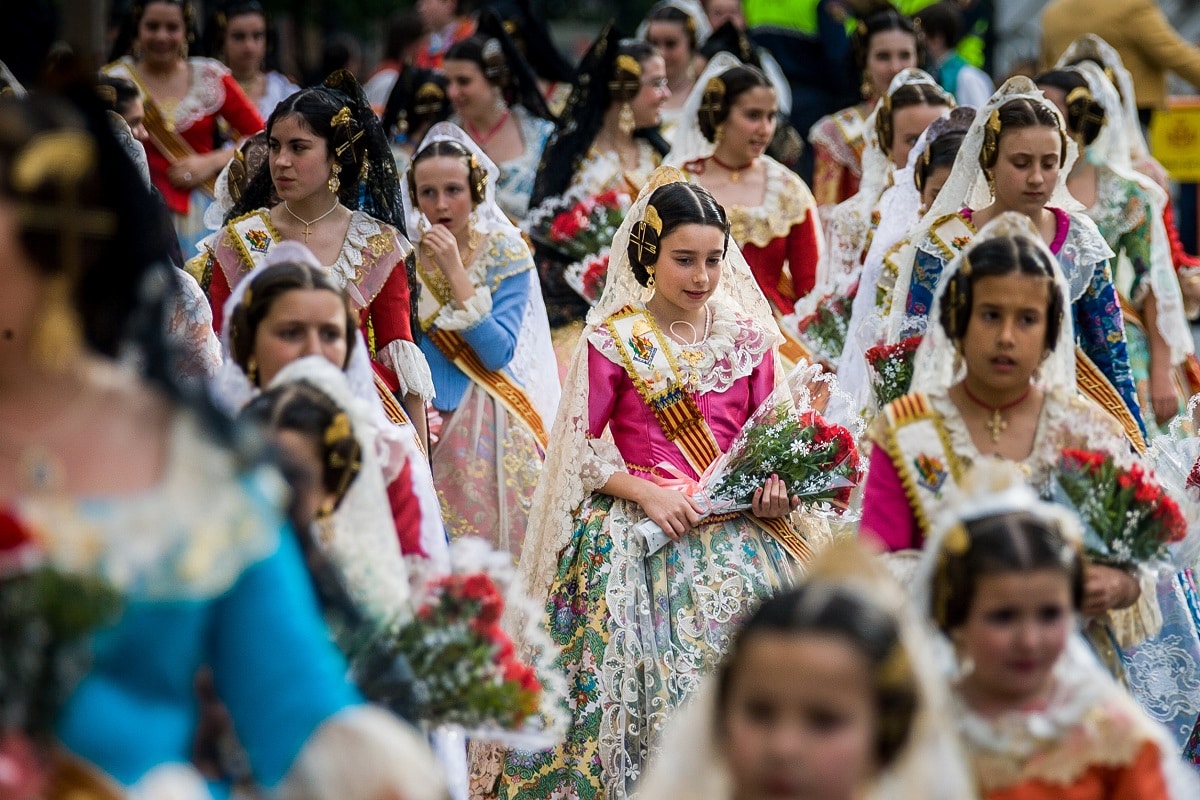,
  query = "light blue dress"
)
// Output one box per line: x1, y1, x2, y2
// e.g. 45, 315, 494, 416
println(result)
31, 413, 361, 794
